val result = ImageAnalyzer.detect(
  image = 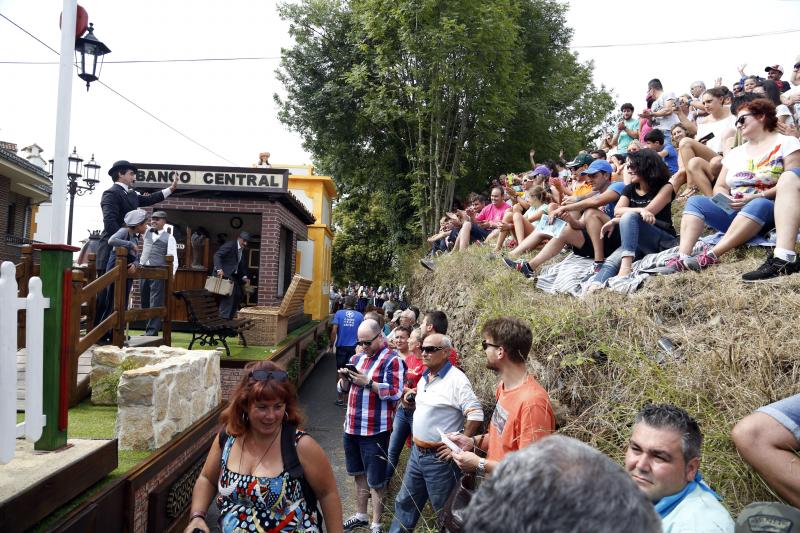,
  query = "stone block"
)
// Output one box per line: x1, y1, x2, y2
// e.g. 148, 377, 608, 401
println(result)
117, 406, 154, 450
153, 420, 177, 449
92, 346, 125, 367
153, 382, 169, 422
118, 372, 155, 406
